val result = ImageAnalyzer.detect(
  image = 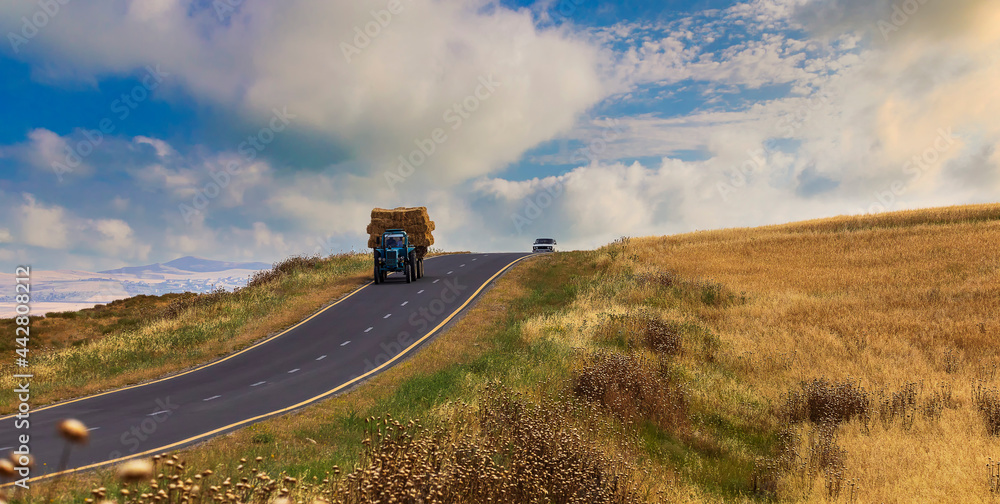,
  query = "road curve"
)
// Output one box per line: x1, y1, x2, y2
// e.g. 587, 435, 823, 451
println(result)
0, 252, 531, 483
